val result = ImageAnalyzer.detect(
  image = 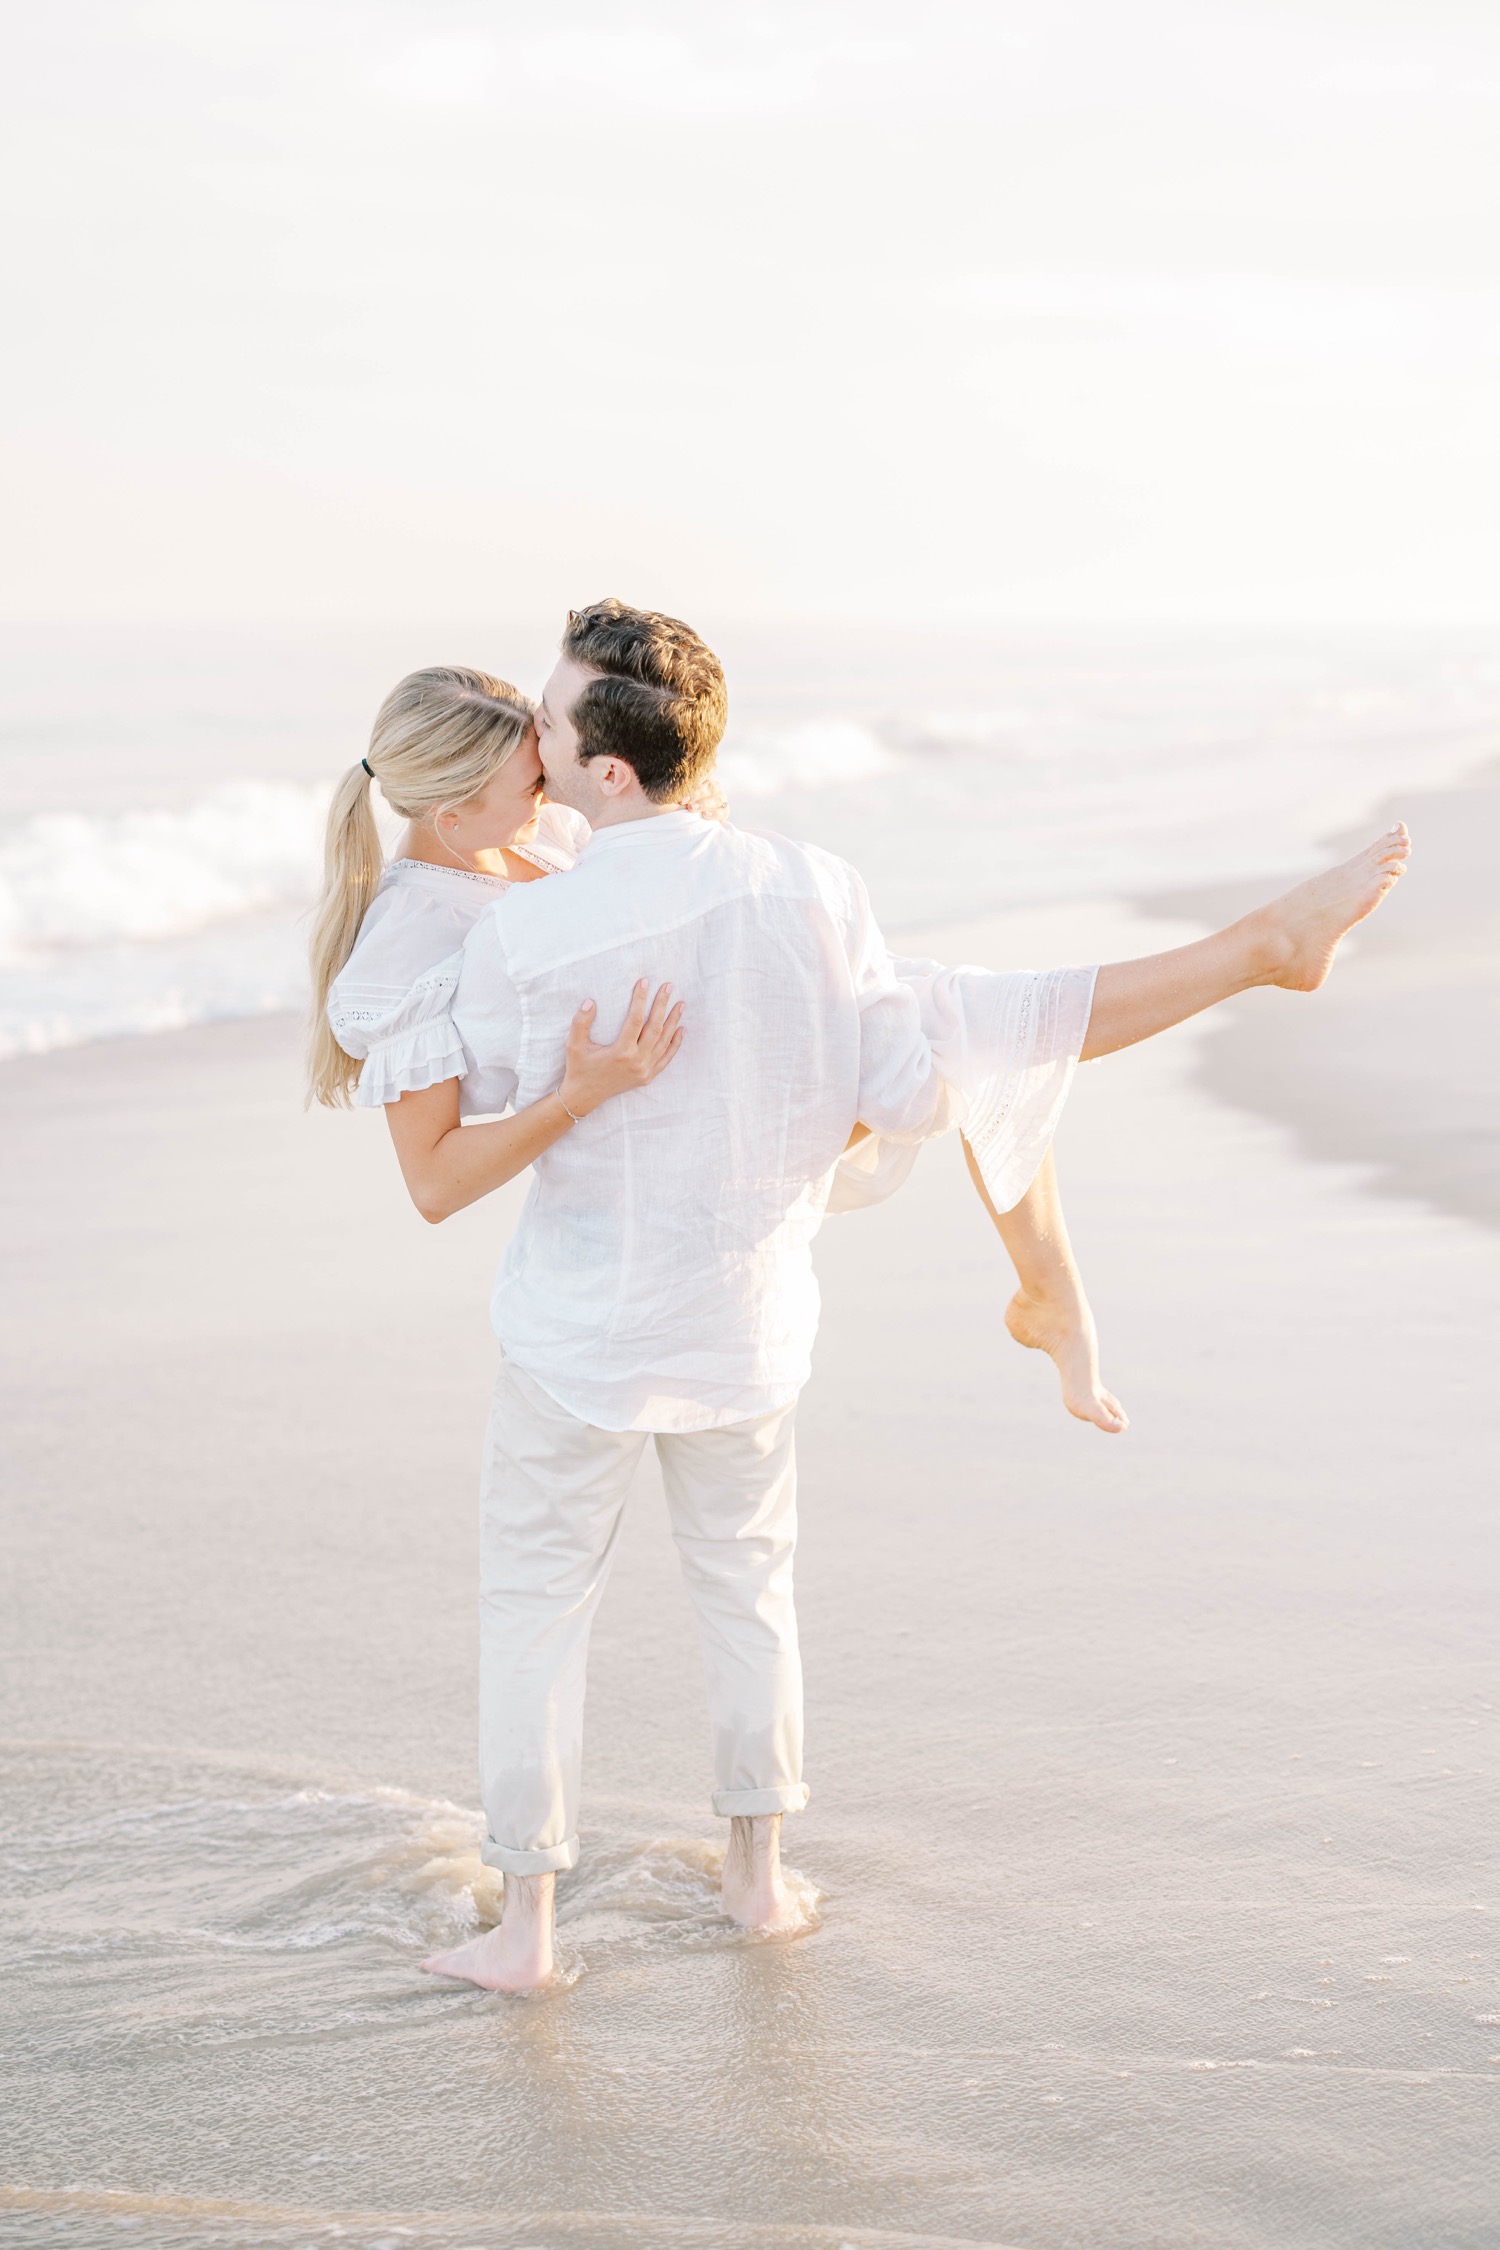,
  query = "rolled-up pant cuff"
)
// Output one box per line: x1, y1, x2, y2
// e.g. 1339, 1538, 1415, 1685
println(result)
711, 1783, 809, 1818
481, 1835, 580, 1876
